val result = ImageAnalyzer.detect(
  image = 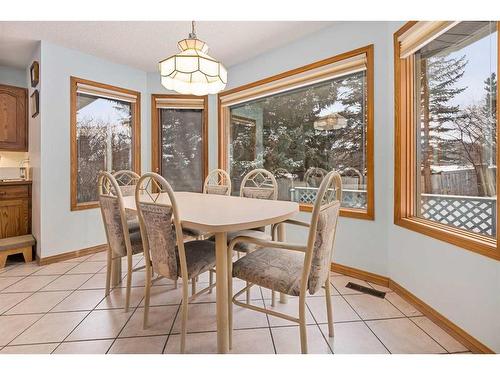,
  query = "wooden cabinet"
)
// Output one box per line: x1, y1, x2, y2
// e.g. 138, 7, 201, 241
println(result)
0, 84, 28, 151
0, 182, 31, 239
